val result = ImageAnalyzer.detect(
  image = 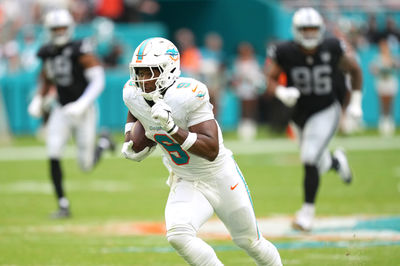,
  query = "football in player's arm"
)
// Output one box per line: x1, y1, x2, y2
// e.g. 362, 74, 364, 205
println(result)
266, 7, 362, 231
121, 37, 282, 266
27, 9, 115, 219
